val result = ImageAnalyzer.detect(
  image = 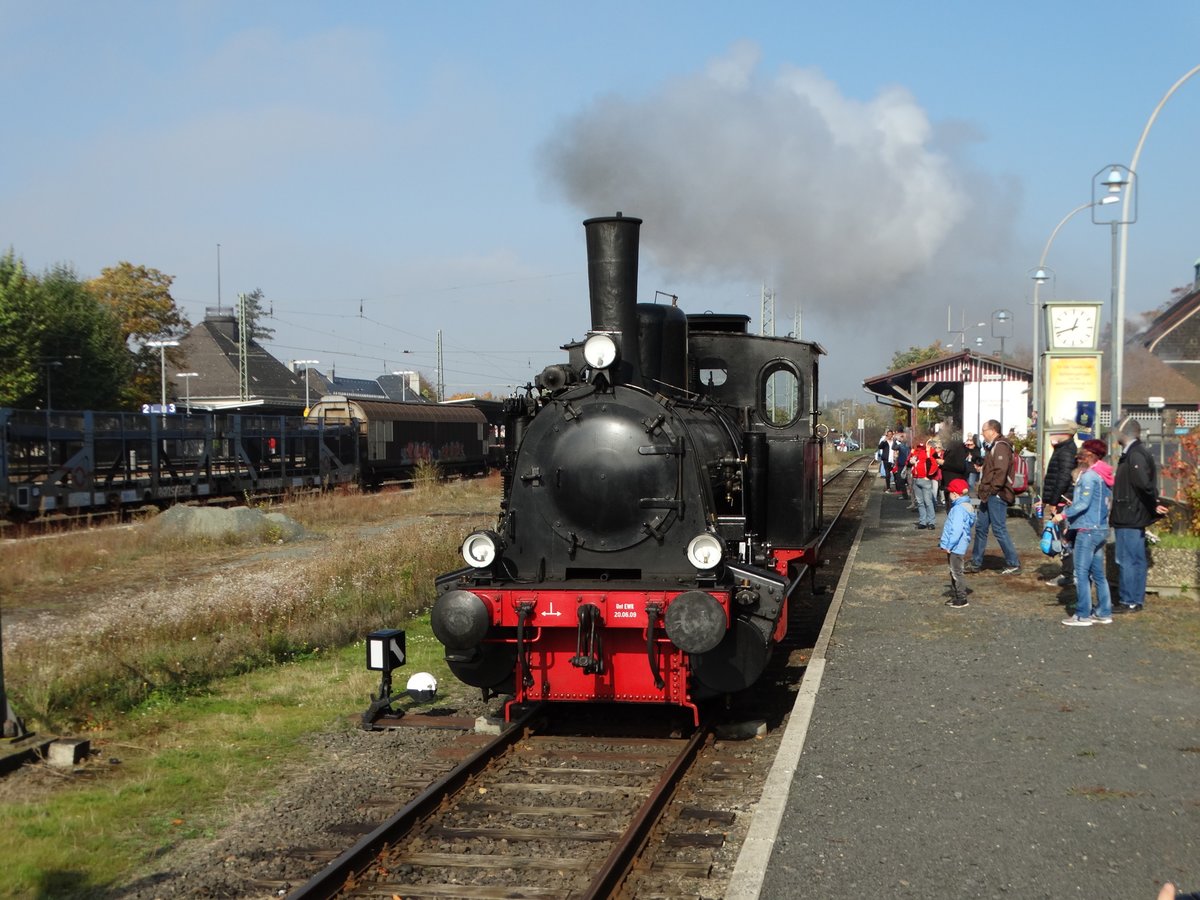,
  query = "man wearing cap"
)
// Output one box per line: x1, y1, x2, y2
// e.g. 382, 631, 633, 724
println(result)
1040, 421, 1079, 588
1110, 418, 1169, 613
